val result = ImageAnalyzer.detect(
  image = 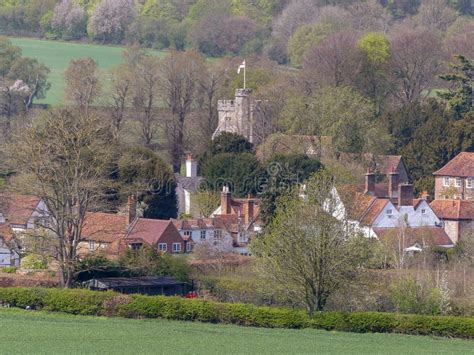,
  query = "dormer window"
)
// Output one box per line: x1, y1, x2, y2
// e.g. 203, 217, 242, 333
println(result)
455, 177, 461, 187
443, 177, 450, 187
